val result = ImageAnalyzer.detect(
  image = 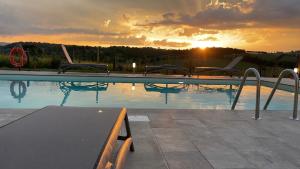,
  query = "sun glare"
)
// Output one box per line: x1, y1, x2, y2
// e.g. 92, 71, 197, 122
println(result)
191, 40, 221, 49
